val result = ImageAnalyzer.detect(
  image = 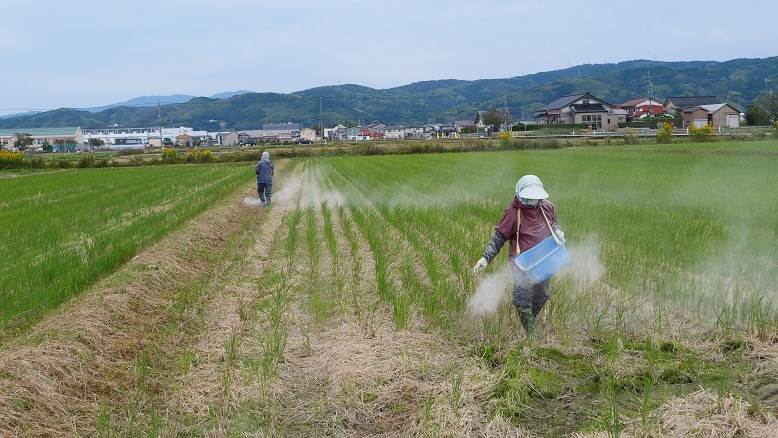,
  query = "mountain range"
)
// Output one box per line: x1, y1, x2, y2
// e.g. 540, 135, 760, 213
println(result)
1, 58, 776, 130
